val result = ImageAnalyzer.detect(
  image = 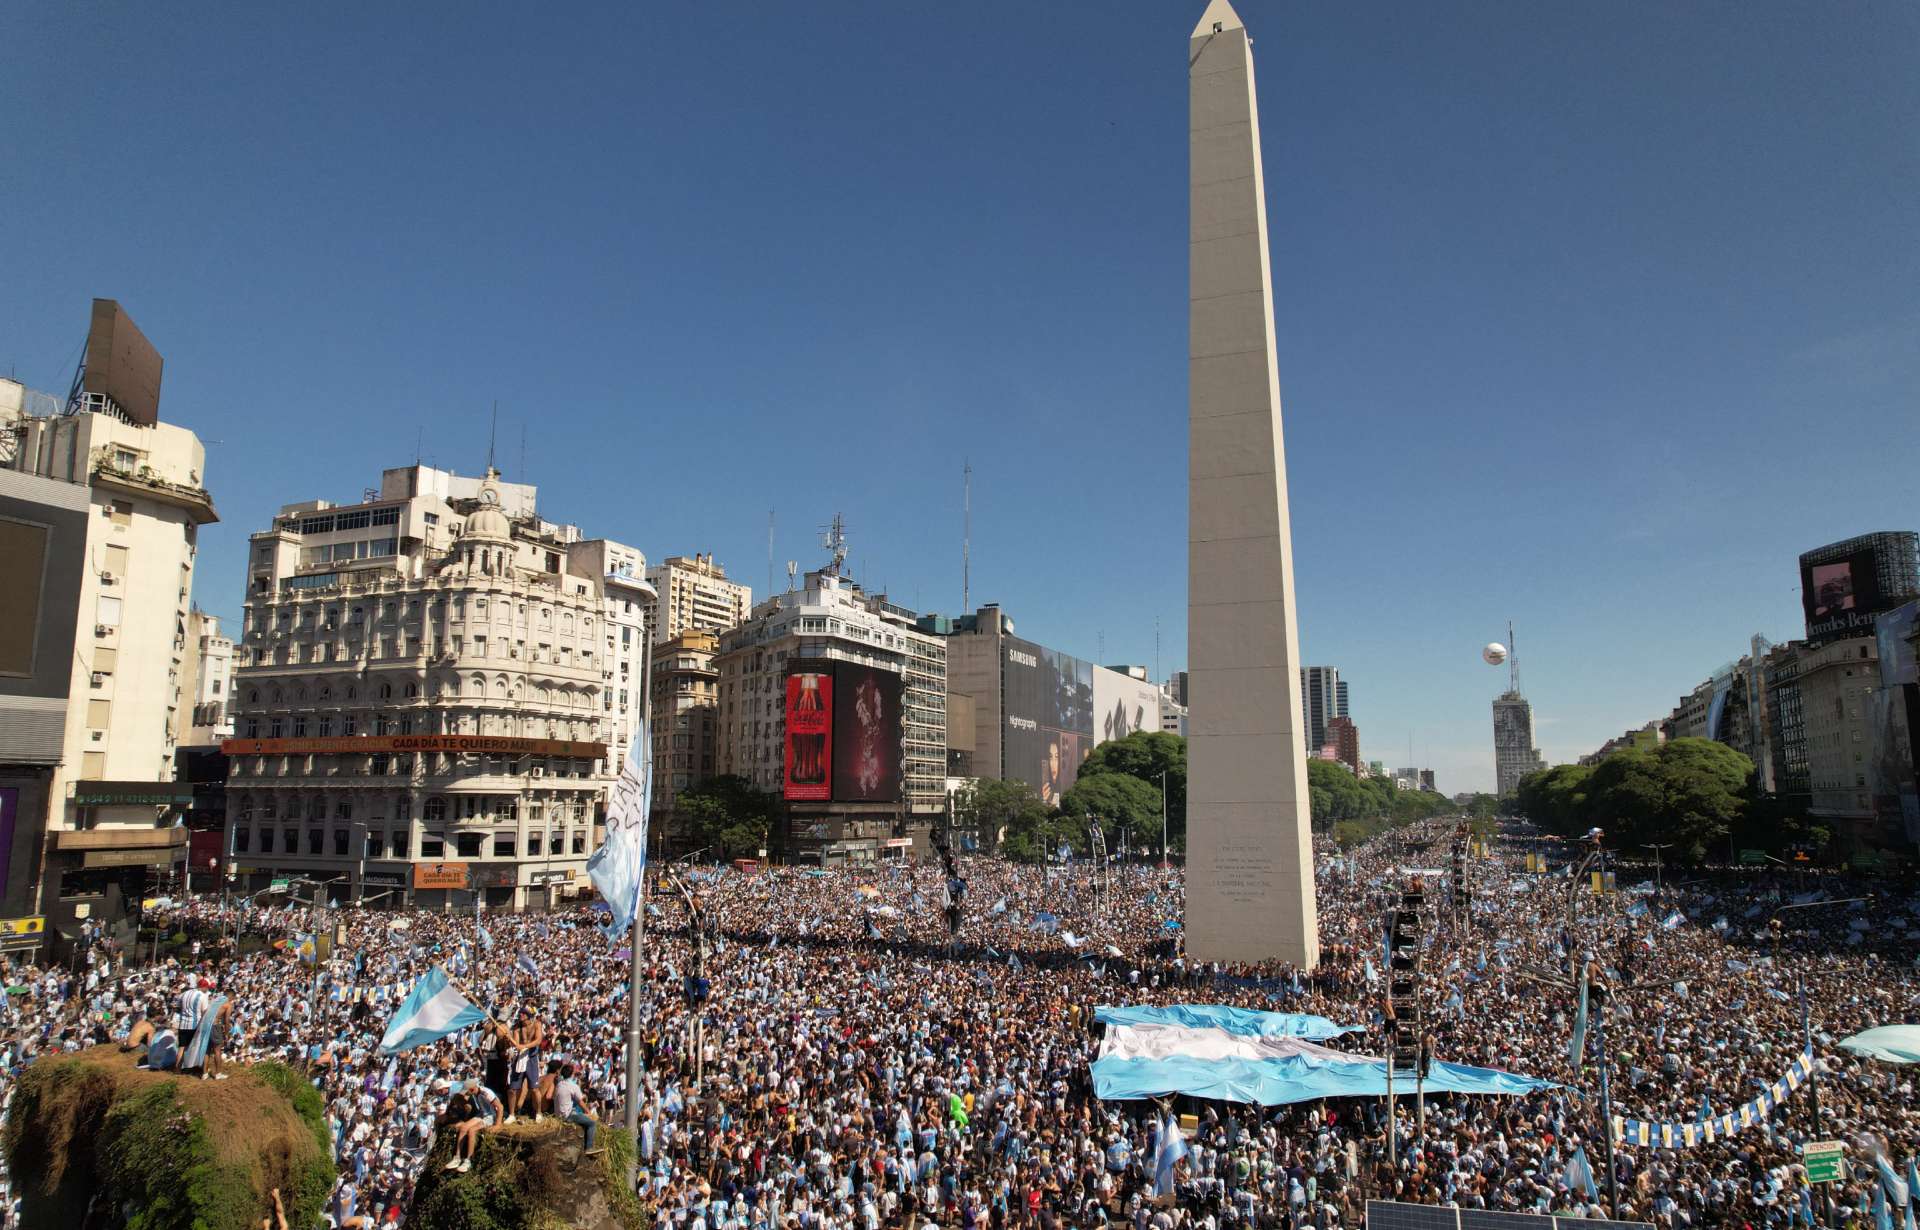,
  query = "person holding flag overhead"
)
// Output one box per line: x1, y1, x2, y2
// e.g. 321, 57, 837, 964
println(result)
378, 966, 490, 1055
